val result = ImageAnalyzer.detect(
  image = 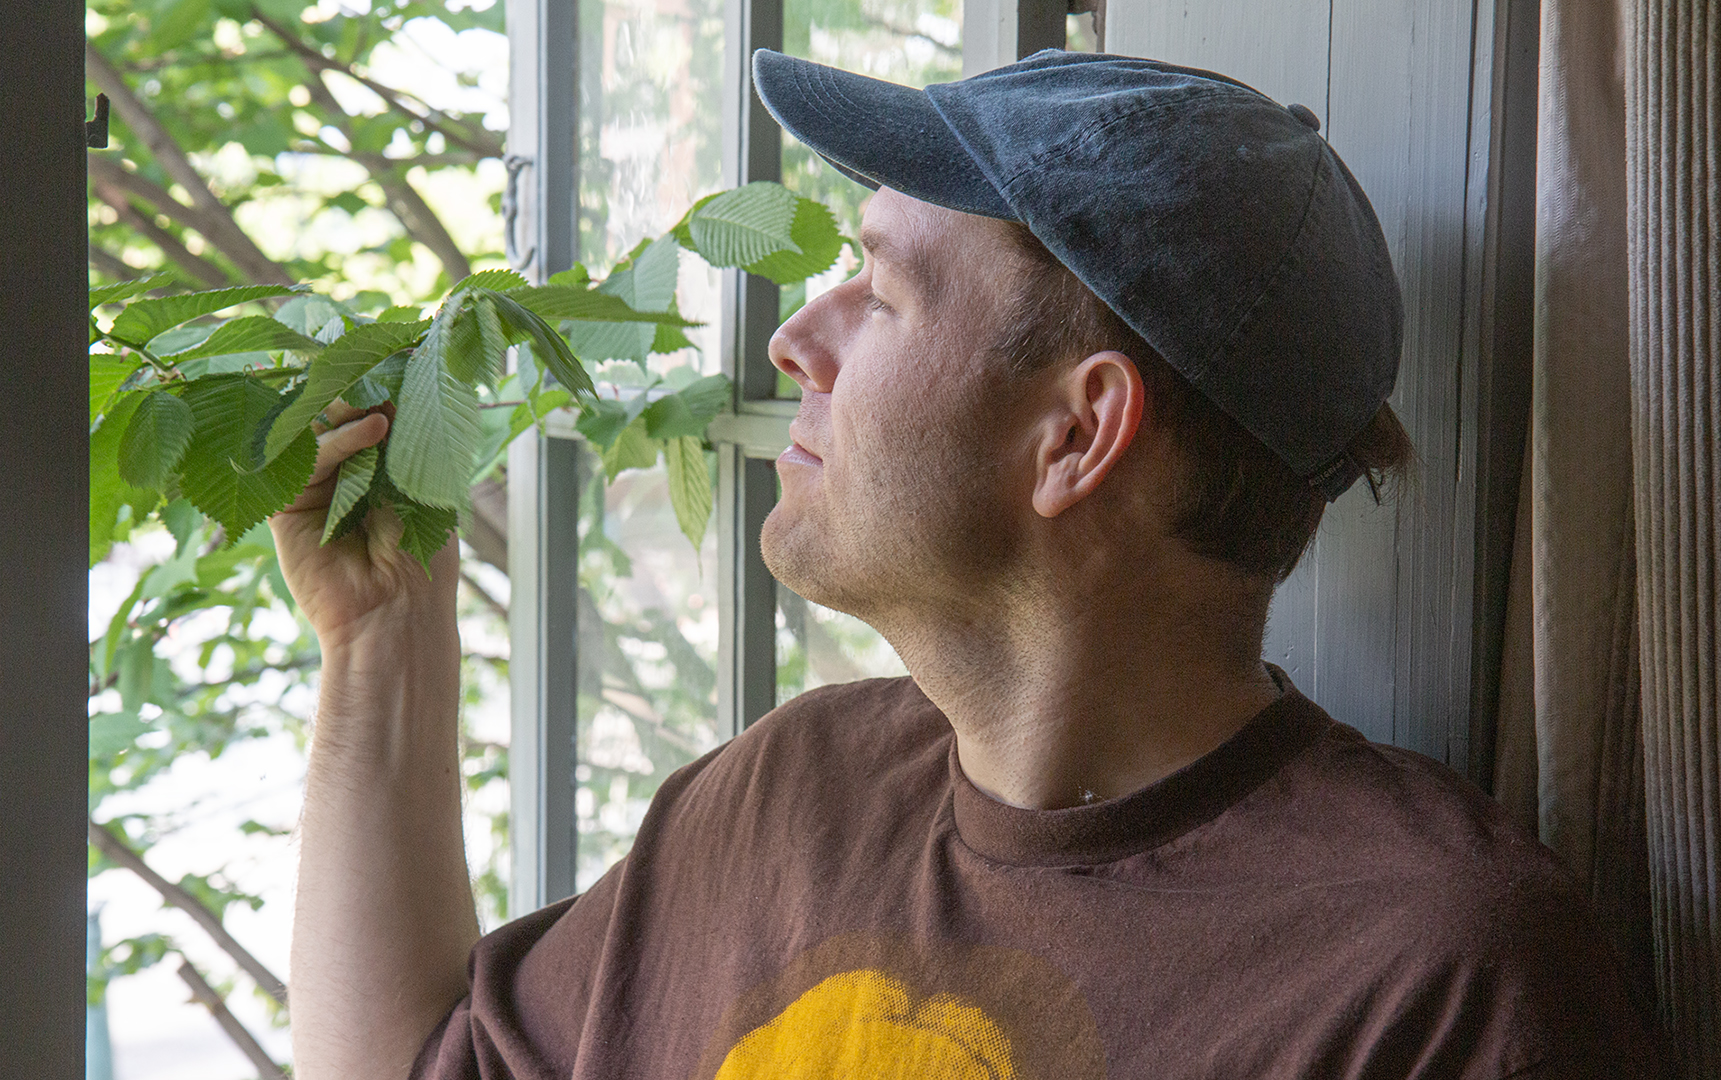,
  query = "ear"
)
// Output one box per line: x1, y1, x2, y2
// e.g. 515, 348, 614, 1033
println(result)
1030, 351, 1145, 518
